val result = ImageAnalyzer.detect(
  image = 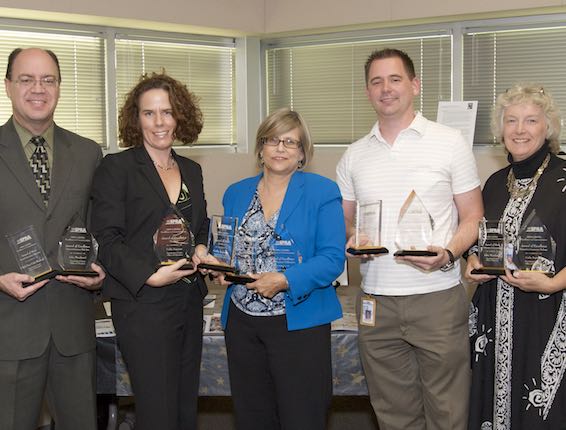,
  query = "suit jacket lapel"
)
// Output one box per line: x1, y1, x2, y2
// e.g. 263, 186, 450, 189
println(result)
174, 151, 197, 210
277, 171, 305, 229
134, 146, 171, 209
0, 120, 46, 211
47, 126, 73, 216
